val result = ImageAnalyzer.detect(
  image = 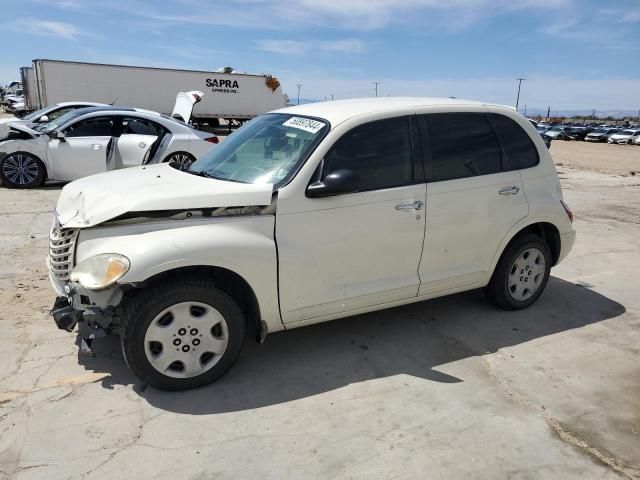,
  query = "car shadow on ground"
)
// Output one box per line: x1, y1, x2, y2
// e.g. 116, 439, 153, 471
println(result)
76, 276, 625, 414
